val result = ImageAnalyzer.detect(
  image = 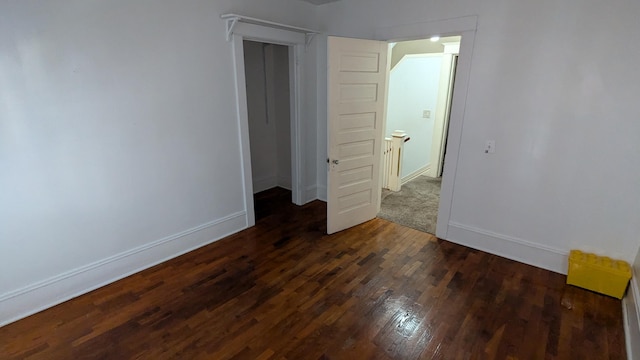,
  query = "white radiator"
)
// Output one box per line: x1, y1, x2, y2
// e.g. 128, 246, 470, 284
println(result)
382, 137, 393, 189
